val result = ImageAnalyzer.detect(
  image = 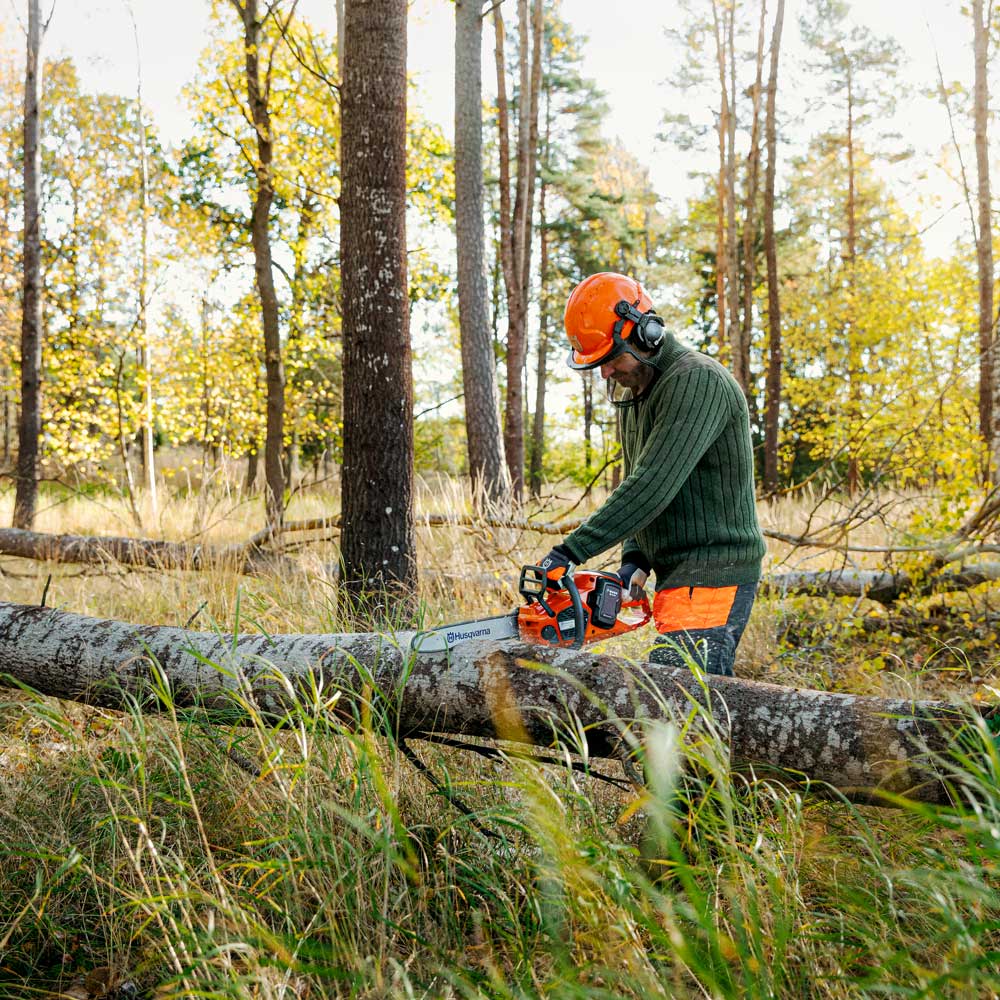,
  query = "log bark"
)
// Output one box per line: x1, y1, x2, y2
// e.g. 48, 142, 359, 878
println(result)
0, 602, 976, 806
340, 0, 417, 598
